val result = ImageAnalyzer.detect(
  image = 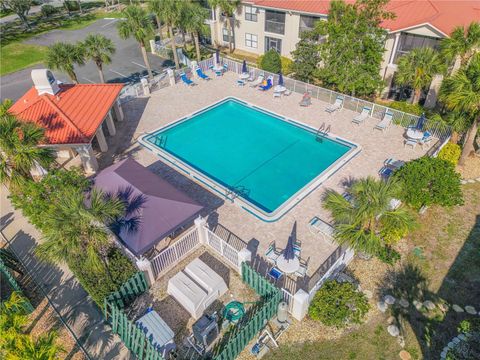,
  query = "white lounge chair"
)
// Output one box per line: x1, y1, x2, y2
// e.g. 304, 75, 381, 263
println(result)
352, 106, 371, 125
325, 96, 343, 113
249, 74, 265, 87
309, 217, 335, 241
374, 111, 393, 132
